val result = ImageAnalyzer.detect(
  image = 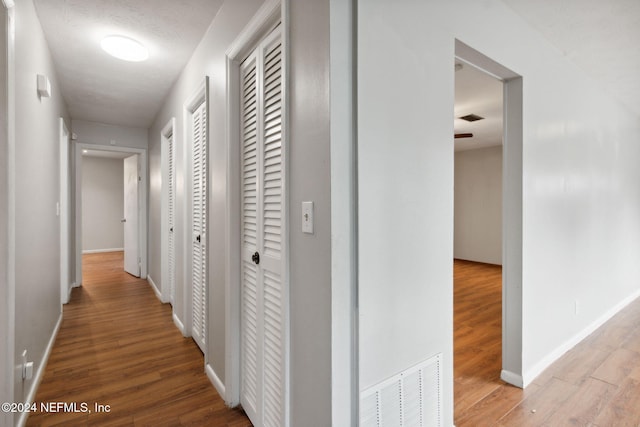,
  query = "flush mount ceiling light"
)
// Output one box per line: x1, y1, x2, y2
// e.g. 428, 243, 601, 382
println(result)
100, 35, 149, 62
